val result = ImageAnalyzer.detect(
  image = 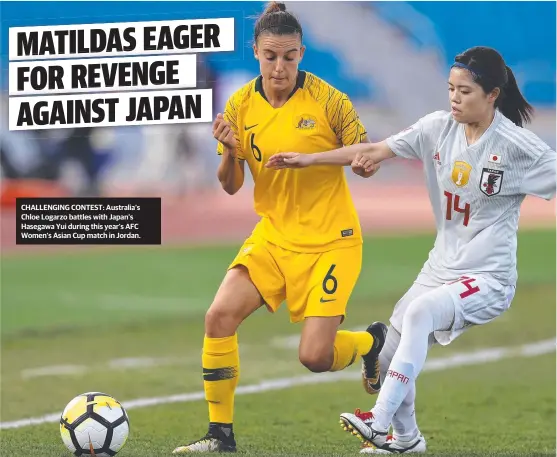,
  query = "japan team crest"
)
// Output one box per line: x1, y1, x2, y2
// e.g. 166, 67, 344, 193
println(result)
451, 161, 472, 187
480, 168, 504, 196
